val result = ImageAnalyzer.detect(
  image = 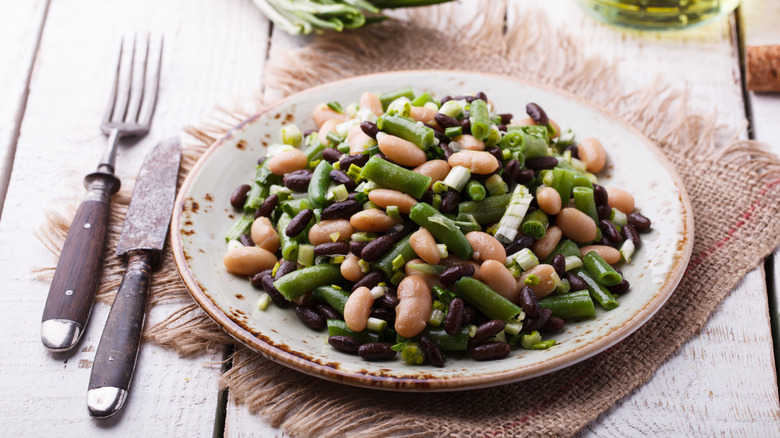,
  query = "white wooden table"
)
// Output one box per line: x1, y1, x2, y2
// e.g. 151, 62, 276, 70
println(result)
2, 0, 779, 436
